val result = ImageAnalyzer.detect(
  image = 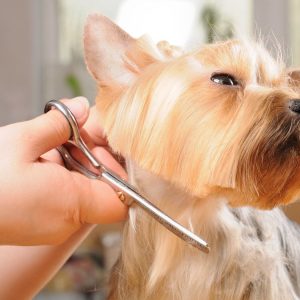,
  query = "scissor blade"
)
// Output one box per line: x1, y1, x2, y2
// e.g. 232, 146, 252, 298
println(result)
100, 170, 210, 253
